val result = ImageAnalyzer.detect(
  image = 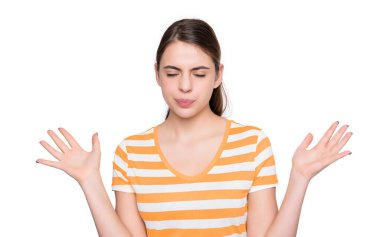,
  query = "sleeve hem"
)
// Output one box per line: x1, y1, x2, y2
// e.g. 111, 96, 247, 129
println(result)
112, 185, 135, 193
249, 183, 278, 193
